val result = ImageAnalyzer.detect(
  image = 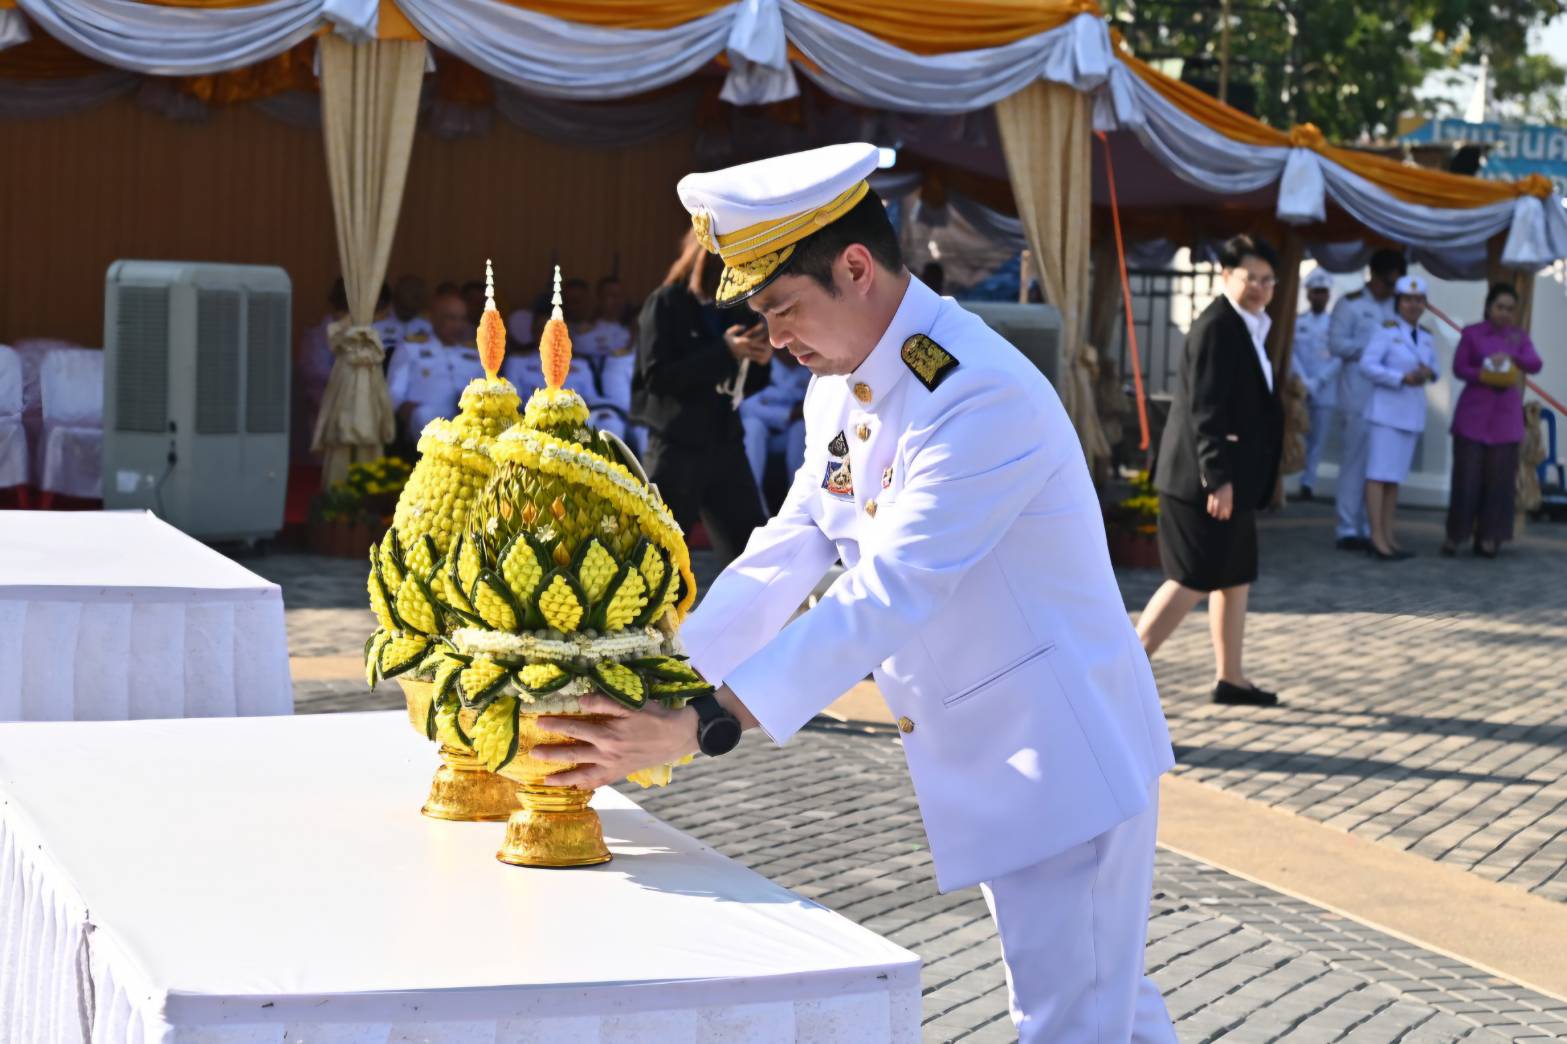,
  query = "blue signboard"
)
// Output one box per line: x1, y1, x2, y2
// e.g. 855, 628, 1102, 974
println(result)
1400, 118, 1567, 196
